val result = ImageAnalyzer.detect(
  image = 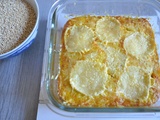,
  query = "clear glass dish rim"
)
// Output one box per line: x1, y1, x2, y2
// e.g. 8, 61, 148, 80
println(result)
43, 0, 160, 114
